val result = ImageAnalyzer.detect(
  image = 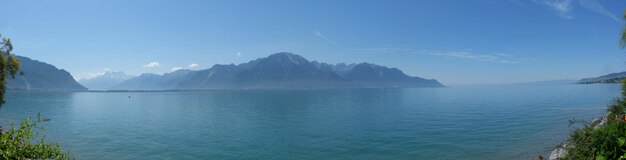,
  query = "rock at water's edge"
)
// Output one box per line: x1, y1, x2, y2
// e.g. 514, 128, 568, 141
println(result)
549, 143, 568, 160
